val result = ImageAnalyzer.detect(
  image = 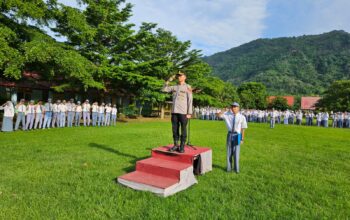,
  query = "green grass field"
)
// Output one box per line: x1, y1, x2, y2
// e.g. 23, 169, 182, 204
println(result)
0, 120, 349, 219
